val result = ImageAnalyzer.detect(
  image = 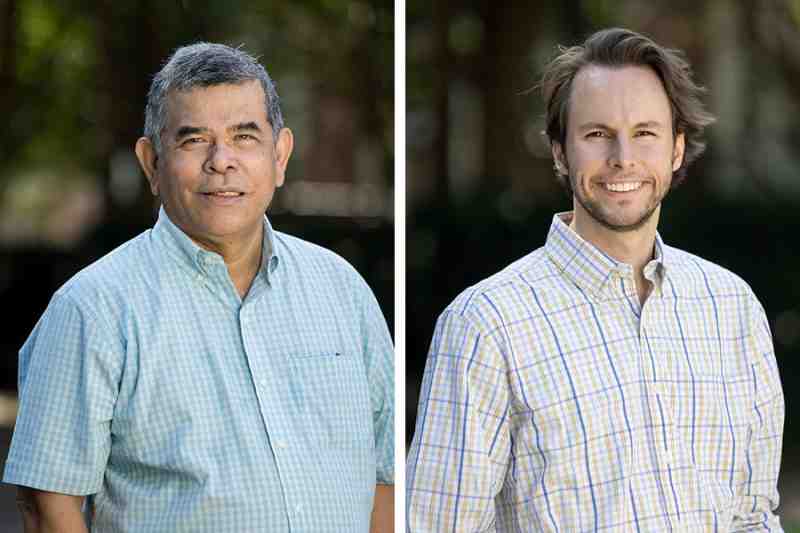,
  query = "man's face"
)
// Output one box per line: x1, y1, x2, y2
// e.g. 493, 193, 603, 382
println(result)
553, 64, 684, 232
137, 80, 292, 250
